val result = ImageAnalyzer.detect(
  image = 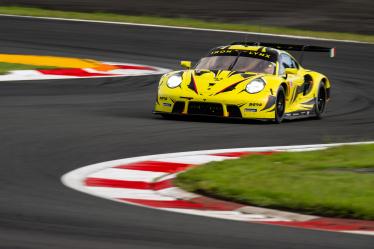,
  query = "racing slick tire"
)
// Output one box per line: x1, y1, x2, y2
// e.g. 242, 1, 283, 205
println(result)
314, 82, 327, 119
274, 86, 286, 124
